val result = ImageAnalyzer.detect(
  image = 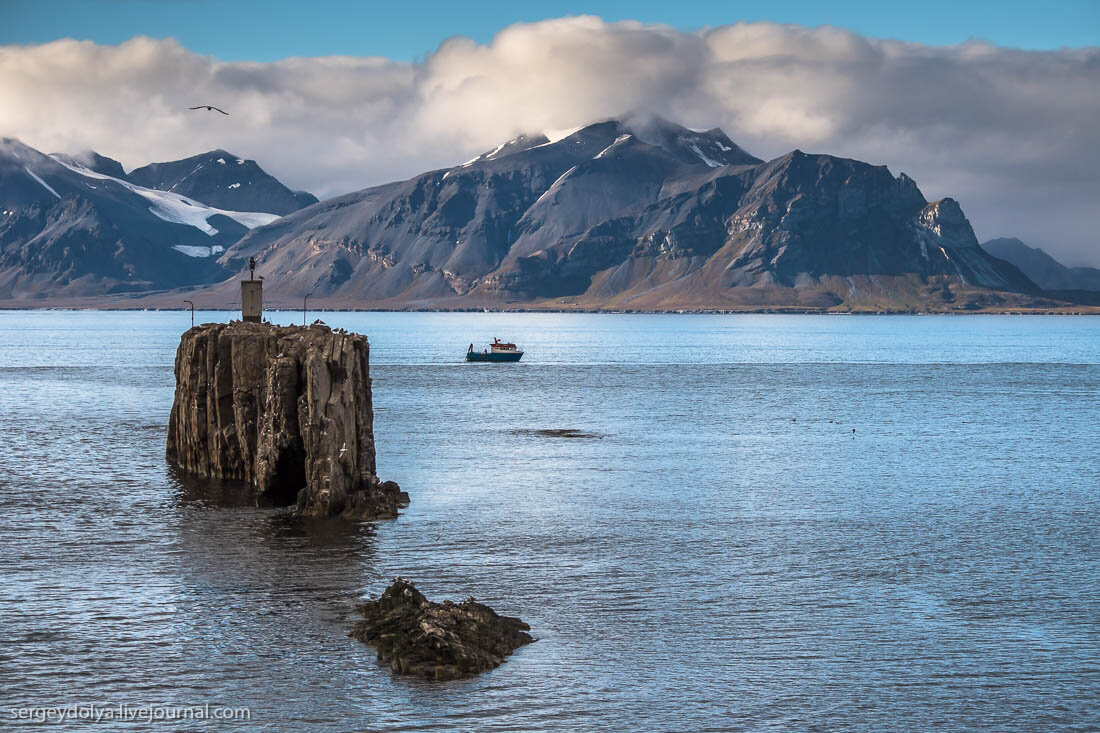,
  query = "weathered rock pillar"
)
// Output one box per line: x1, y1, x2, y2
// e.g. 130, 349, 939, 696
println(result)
166, 321, 407, 518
